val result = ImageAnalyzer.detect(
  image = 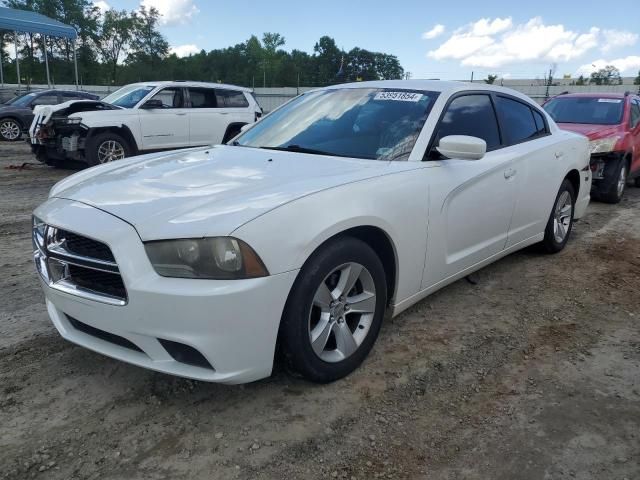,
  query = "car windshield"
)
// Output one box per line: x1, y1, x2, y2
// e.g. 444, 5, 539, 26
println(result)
235, 88, 438, 161
5, 92, 38, 107
544, 97, 624, 125
102, 85, 155, 108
